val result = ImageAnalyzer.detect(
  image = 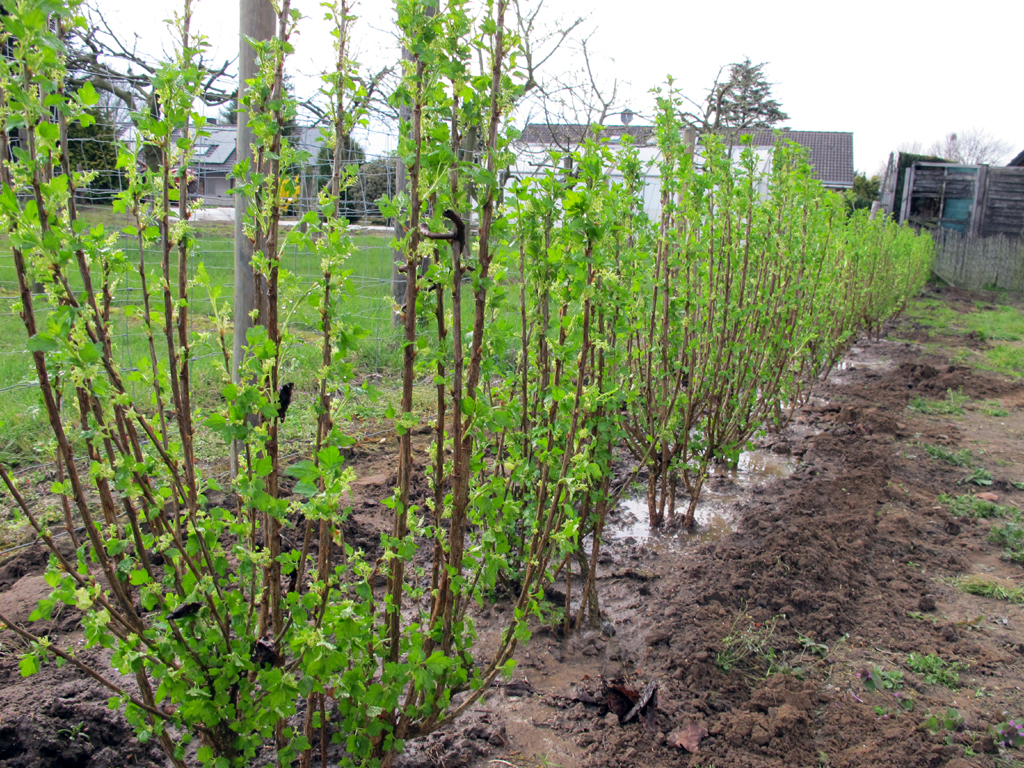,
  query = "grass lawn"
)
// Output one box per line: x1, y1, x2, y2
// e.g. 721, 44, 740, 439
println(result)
899, 289, 1024, 377
0, 205, 407, 464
